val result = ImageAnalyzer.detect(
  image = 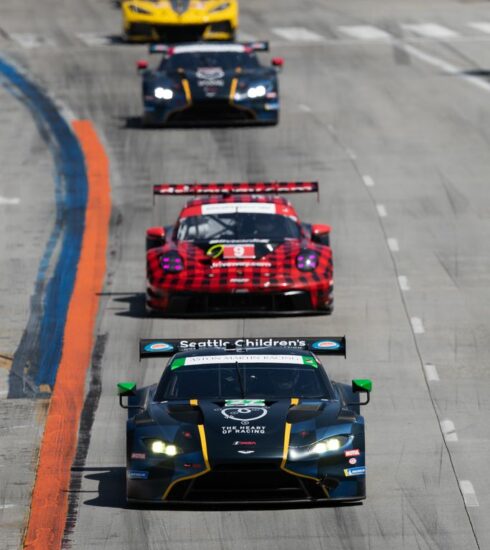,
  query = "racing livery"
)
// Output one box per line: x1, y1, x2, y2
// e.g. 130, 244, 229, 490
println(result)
122, 0, 238, 43
138, 42, 282, 126
145, 182, 333, 315
118, 337, 372, 503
